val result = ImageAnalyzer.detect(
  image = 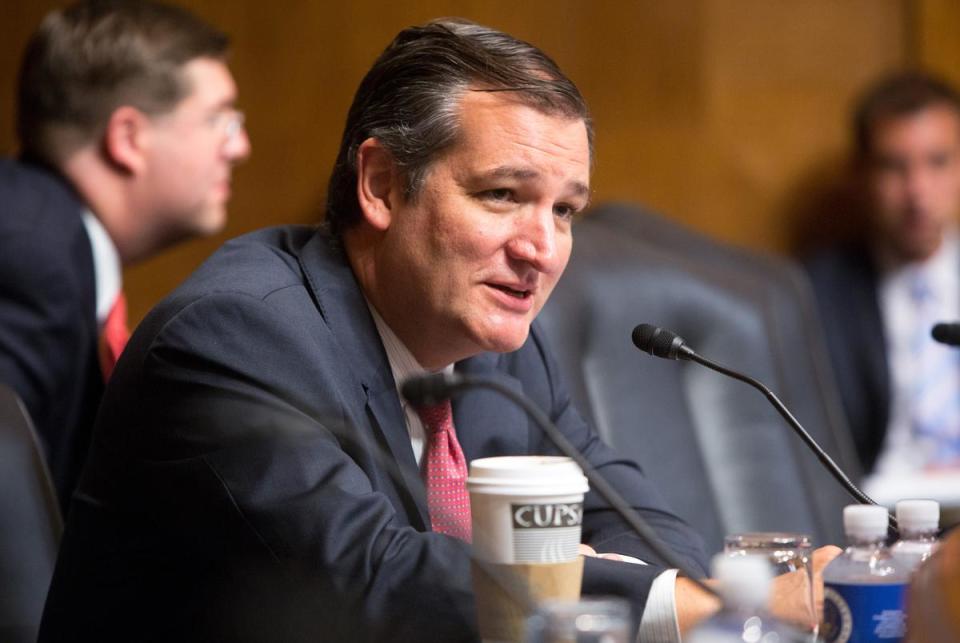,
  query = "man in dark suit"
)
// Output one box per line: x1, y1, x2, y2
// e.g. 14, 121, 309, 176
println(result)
806, 71, 960, 474
0, 0, 250, 511
42, 18, 834, 642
